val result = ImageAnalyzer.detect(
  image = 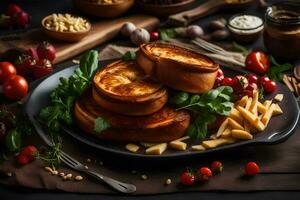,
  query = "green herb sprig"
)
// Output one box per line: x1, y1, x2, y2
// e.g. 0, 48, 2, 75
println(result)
267, 56, 293, 81
169, 86, 234, 140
